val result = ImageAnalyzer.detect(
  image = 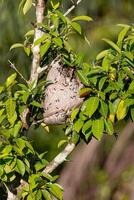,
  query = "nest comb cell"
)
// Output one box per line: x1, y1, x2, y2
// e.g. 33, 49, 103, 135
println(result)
43, 59, 84, 125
